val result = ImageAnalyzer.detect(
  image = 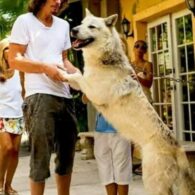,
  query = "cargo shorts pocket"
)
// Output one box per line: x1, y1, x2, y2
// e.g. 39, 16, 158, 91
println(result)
22, 94, 41, 133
